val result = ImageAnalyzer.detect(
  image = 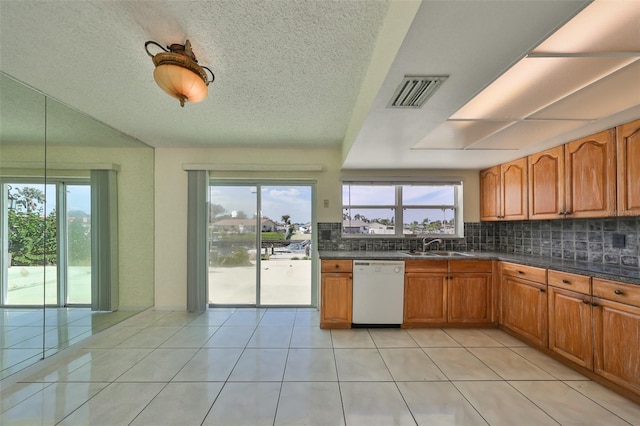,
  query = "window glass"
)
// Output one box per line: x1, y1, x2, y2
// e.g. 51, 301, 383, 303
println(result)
402, 185, 454, 205
341, 182, 463, 238
342, 185, 395, 205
